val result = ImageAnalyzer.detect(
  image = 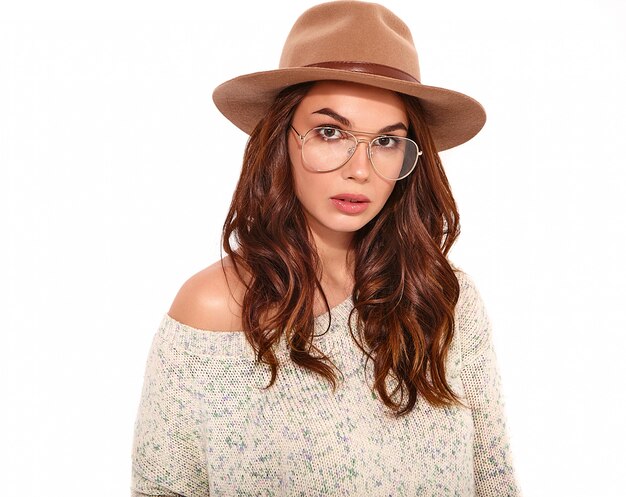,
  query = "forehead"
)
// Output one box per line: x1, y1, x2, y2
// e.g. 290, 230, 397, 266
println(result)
294, 80, 408, 127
